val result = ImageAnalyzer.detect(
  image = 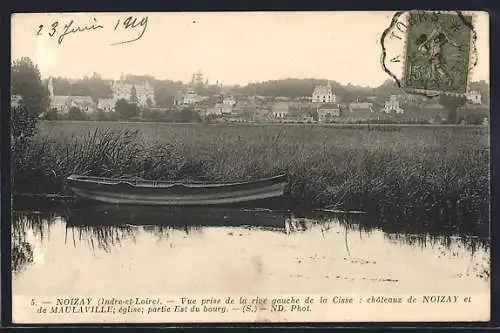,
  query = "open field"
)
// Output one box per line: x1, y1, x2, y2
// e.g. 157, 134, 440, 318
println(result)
13, 121, 490, 237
